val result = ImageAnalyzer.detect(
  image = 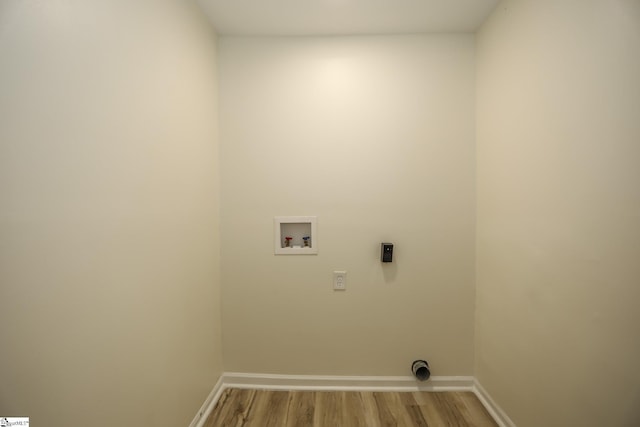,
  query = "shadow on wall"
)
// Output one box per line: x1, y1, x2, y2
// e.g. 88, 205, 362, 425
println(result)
382, 263, 398, 283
